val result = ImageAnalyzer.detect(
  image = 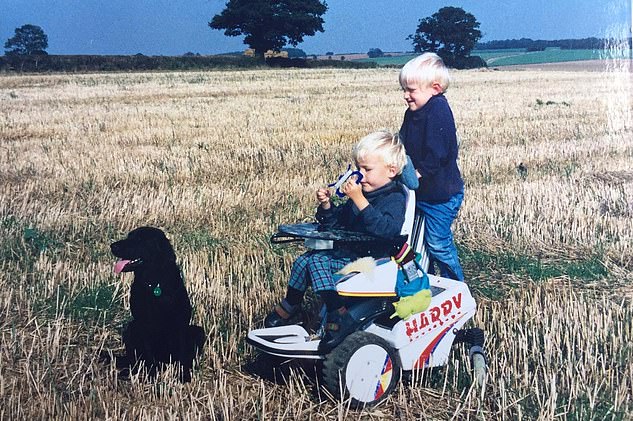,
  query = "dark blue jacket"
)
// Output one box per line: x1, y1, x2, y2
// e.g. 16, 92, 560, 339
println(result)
399, 94, 464, 203
316, 181, 406, 256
